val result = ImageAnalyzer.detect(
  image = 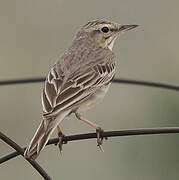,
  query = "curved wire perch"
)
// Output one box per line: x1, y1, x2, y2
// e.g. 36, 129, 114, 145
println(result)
0, 77, 179, 91
0, 131, 52, 180
1, 127, 179, 164
1, 77, 179, 178
113, 78, 179, 91
0, 77, 45, 86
